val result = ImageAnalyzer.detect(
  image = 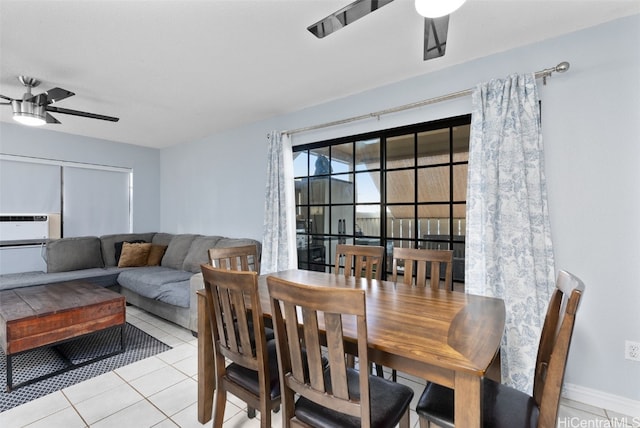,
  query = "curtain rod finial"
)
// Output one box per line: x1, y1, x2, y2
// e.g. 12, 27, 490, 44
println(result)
556, 61, 570, 73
